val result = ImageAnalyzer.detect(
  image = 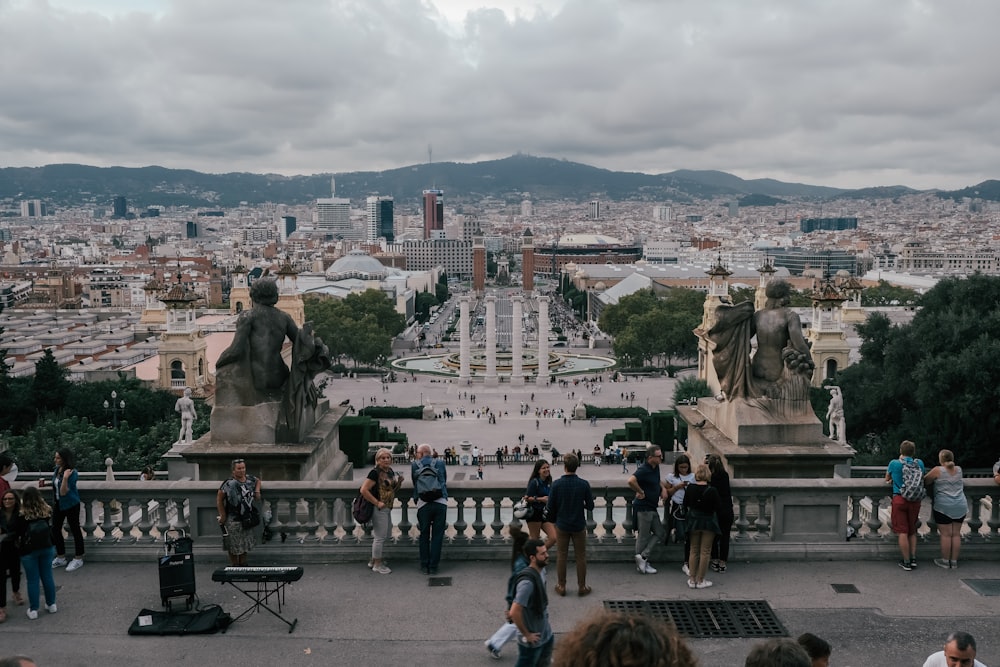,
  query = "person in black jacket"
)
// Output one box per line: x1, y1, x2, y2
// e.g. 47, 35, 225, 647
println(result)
682, 464, 721, 589
708, 455, 734, 573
